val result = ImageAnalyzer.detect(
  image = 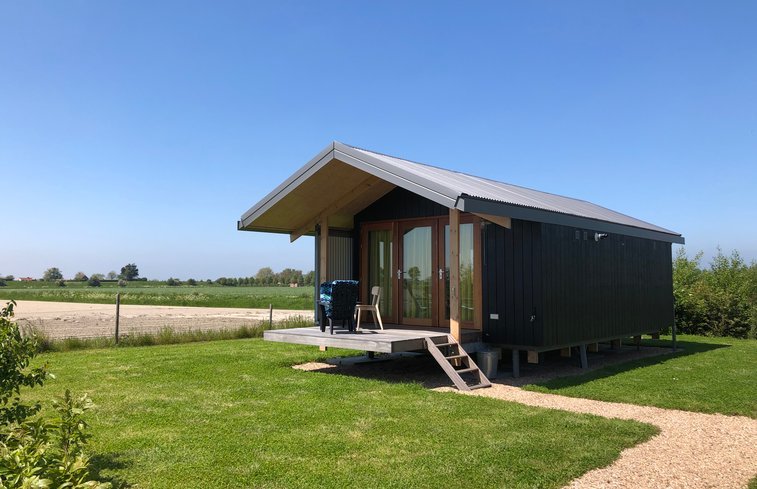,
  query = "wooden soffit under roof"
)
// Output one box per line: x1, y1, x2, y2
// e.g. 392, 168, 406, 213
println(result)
238, 154, 395, 241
